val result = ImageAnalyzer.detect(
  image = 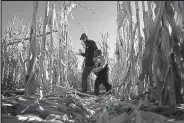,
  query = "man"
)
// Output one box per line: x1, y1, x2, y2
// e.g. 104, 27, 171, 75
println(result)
92, 49, 112, 96
78, 33, 98, 93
